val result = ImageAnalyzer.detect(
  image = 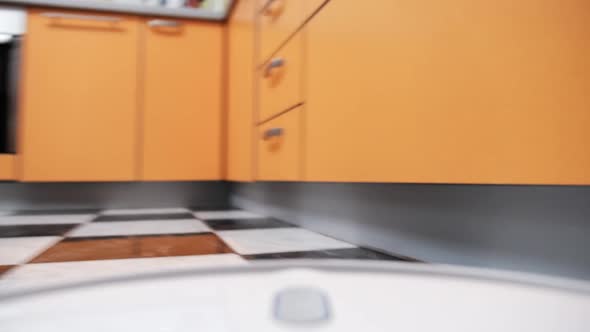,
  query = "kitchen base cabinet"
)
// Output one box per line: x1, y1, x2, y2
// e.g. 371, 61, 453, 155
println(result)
259, 30, 304, 122
141, 19, 223, 181
227, 0, 256, 182
257, 107, 302, 181
305, 0, 590, 184
20, 9, 139, 182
